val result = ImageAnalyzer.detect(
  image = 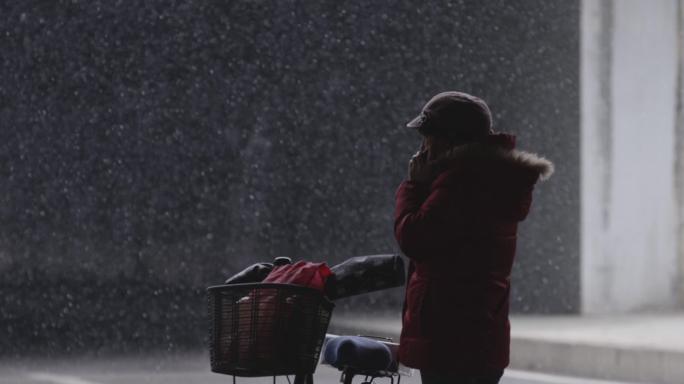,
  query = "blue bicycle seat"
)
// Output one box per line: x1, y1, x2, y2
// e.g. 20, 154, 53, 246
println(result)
322, 336, 392, 371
